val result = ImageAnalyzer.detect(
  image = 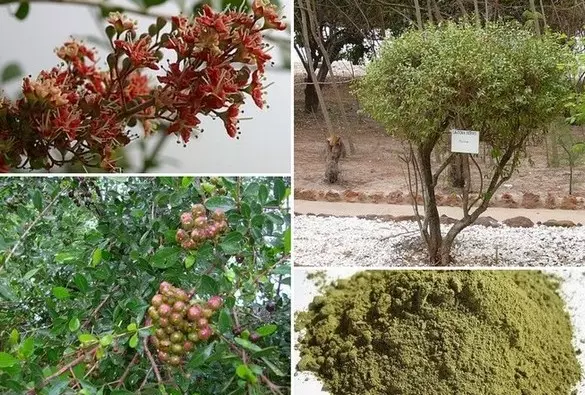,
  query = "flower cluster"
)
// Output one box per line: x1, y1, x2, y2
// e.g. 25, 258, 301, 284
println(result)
0, 1, 285, 172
